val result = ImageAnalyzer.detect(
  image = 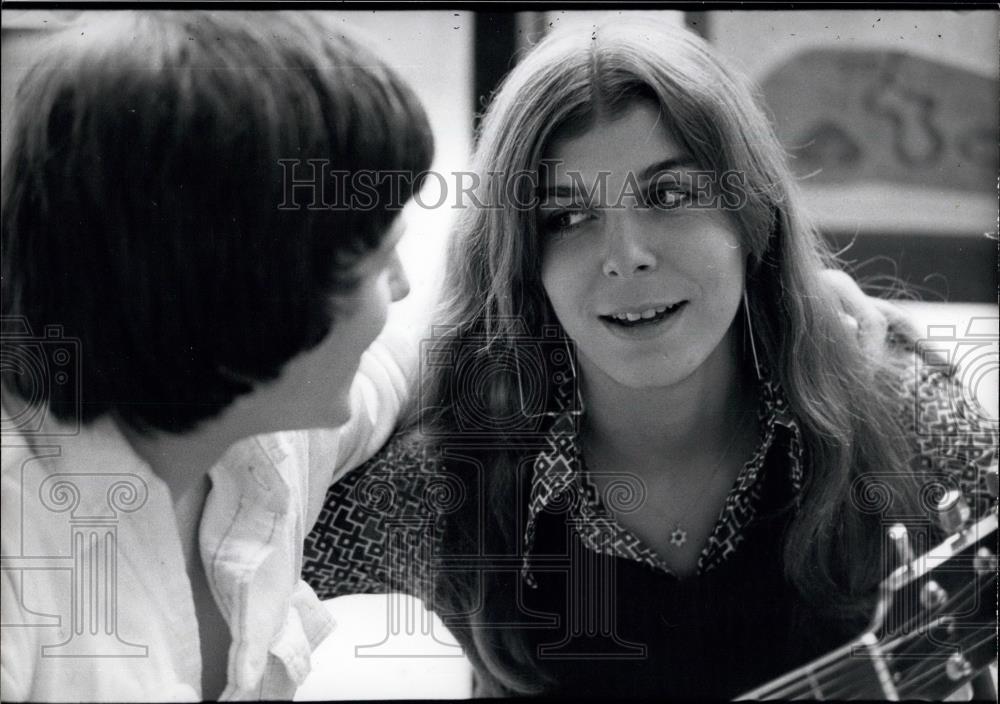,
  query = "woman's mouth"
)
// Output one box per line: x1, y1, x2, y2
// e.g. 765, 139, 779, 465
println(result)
599, 301, 687, 328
